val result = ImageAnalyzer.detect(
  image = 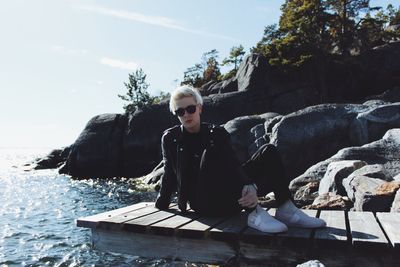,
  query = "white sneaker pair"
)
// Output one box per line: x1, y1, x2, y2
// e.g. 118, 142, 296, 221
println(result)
275, 200, 326, 228
247, 205, 288, 233
247, 201, 326, 233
